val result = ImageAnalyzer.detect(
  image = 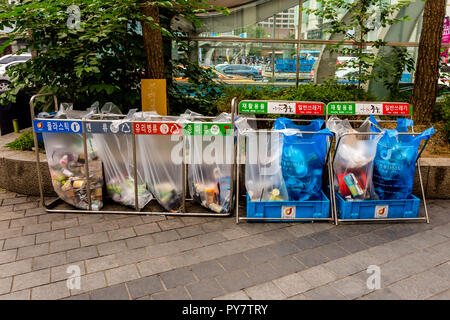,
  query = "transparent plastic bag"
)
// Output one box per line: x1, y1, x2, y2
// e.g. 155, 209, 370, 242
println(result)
43, 104, 104, 210
134, 114, 183, 212
187, 113, 233, 213
274, 118, 332, 201
373, 126, 434, 200
244, 130, 289, 202
89, 105, 152, 209
327, 115, 381, 201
